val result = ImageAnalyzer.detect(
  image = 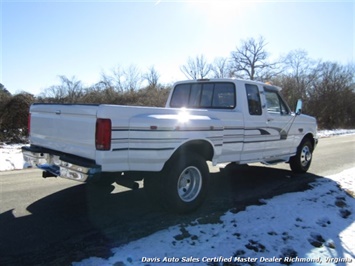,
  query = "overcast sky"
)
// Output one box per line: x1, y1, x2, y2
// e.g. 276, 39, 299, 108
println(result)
1, 0, 354, 95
